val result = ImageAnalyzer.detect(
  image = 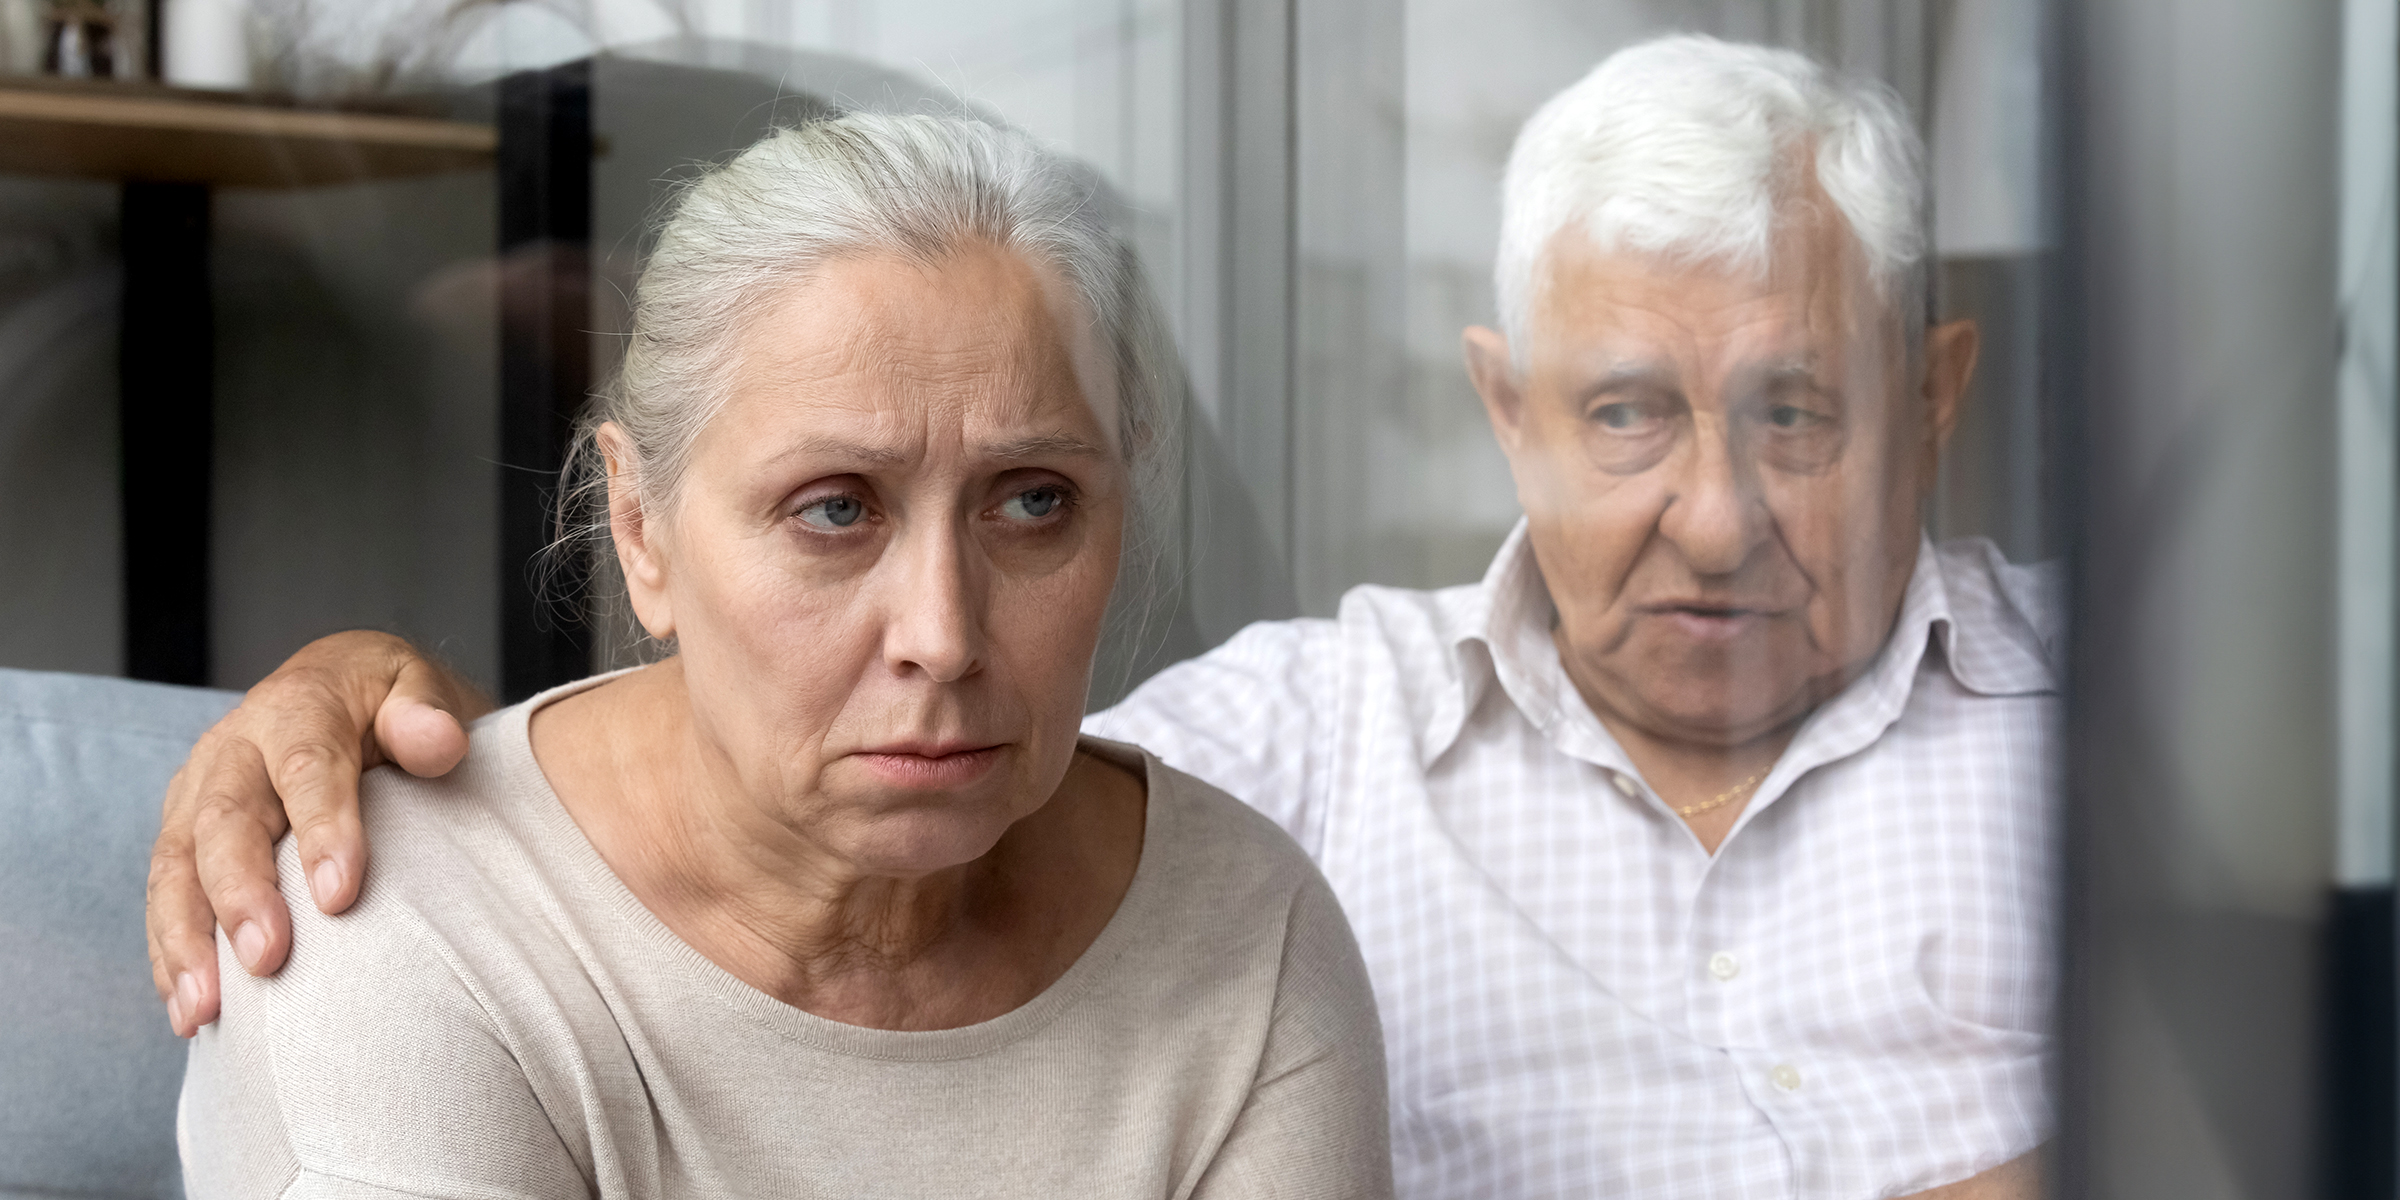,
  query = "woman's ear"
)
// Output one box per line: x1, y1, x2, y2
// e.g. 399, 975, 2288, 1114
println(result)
600, 423, 676, 640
